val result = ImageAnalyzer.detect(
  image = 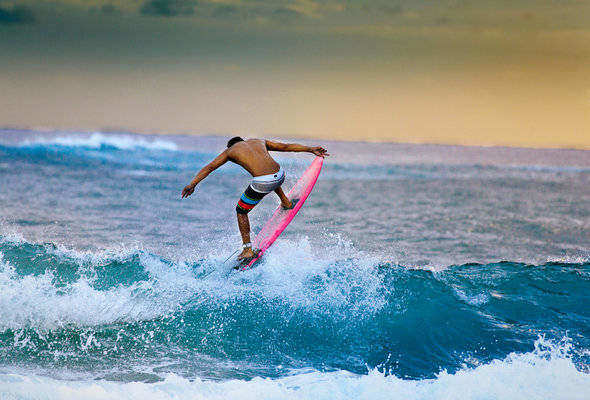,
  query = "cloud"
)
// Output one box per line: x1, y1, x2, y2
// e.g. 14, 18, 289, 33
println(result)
0, 4, 35, 24
140, 0, 197, 17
